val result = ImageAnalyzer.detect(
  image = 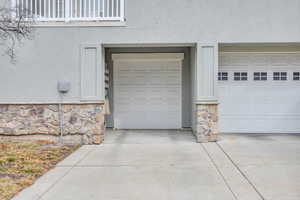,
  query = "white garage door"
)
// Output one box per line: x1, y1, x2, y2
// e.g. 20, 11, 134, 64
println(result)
112, 53, 183, 129
219, 52, 300, 133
